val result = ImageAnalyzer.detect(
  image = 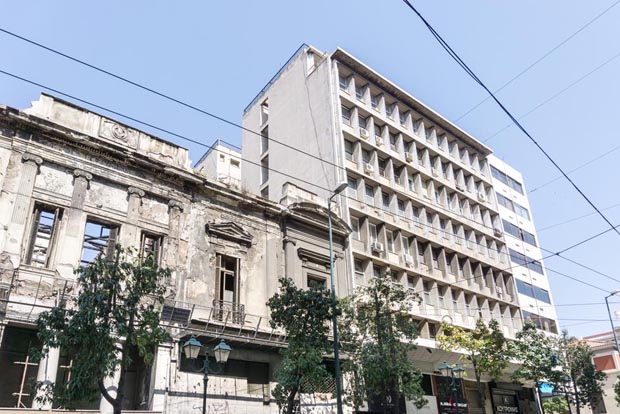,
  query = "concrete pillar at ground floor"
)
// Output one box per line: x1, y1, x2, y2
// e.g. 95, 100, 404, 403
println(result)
100, 359, 122, 414
32, 346, 60, 409
151, 343, 173, 413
